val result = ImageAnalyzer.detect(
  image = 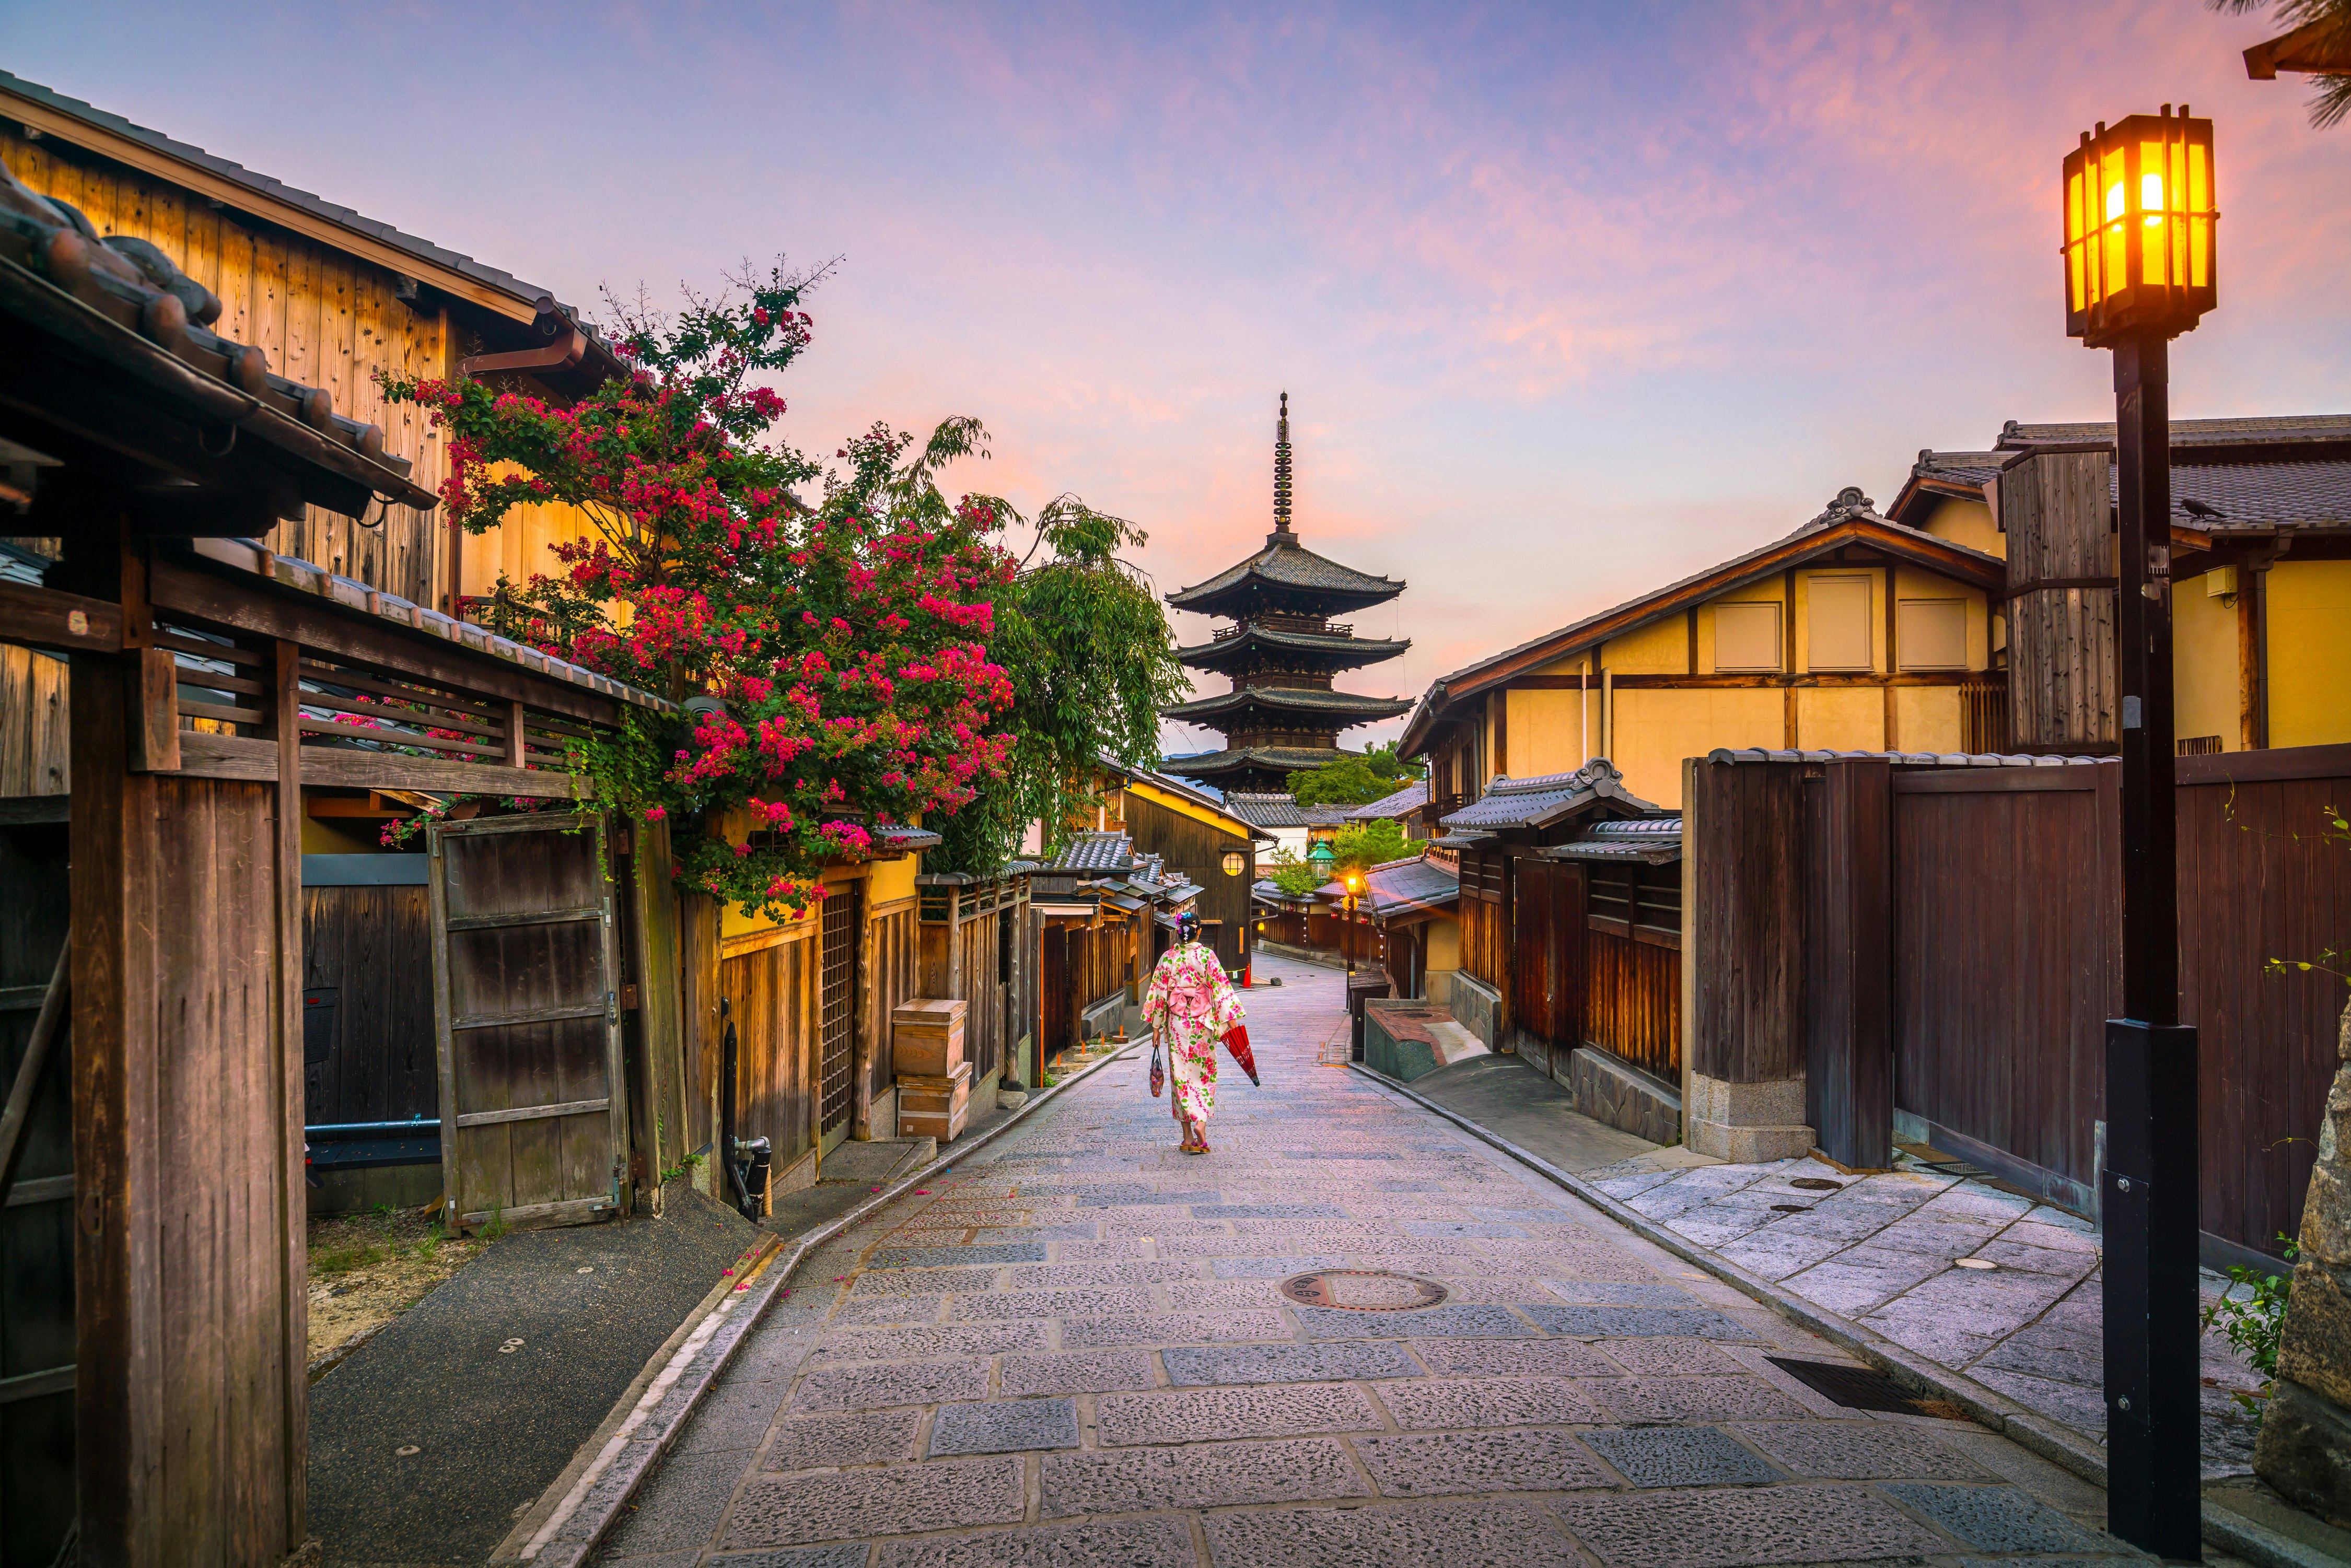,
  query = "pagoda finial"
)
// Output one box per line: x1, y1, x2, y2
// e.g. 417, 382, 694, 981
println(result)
1270, 391, 1295, 545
